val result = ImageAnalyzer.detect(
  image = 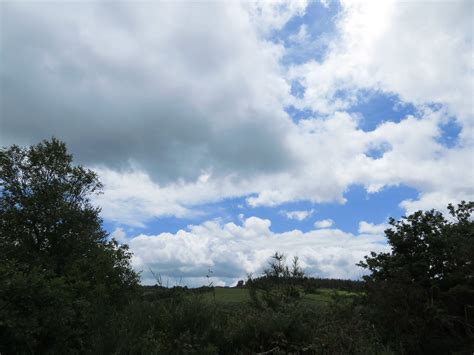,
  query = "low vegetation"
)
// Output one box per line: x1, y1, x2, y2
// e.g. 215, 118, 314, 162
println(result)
1, 139, 473, 354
